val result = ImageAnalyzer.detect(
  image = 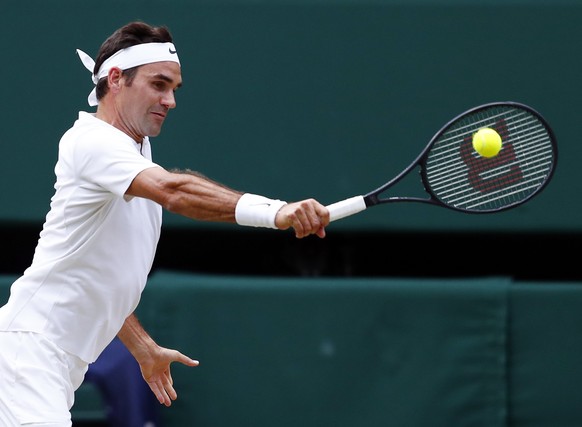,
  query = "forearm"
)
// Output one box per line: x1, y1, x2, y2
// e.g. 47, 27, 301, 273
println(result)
165, 176, 242, 222
129, 167, 243, 222
167, 168, 241, 221
117, 313, 157, 363
167, 179, 325, 236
